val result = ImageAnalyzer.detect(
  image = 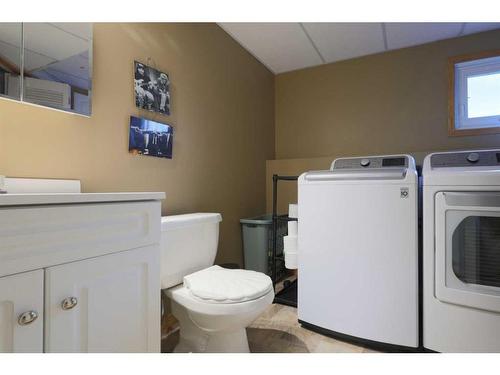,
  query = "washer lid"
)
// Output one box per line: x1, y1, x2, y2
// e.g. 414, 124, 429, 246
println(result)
300, 154, 417, 185
183, 266, 273, 304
